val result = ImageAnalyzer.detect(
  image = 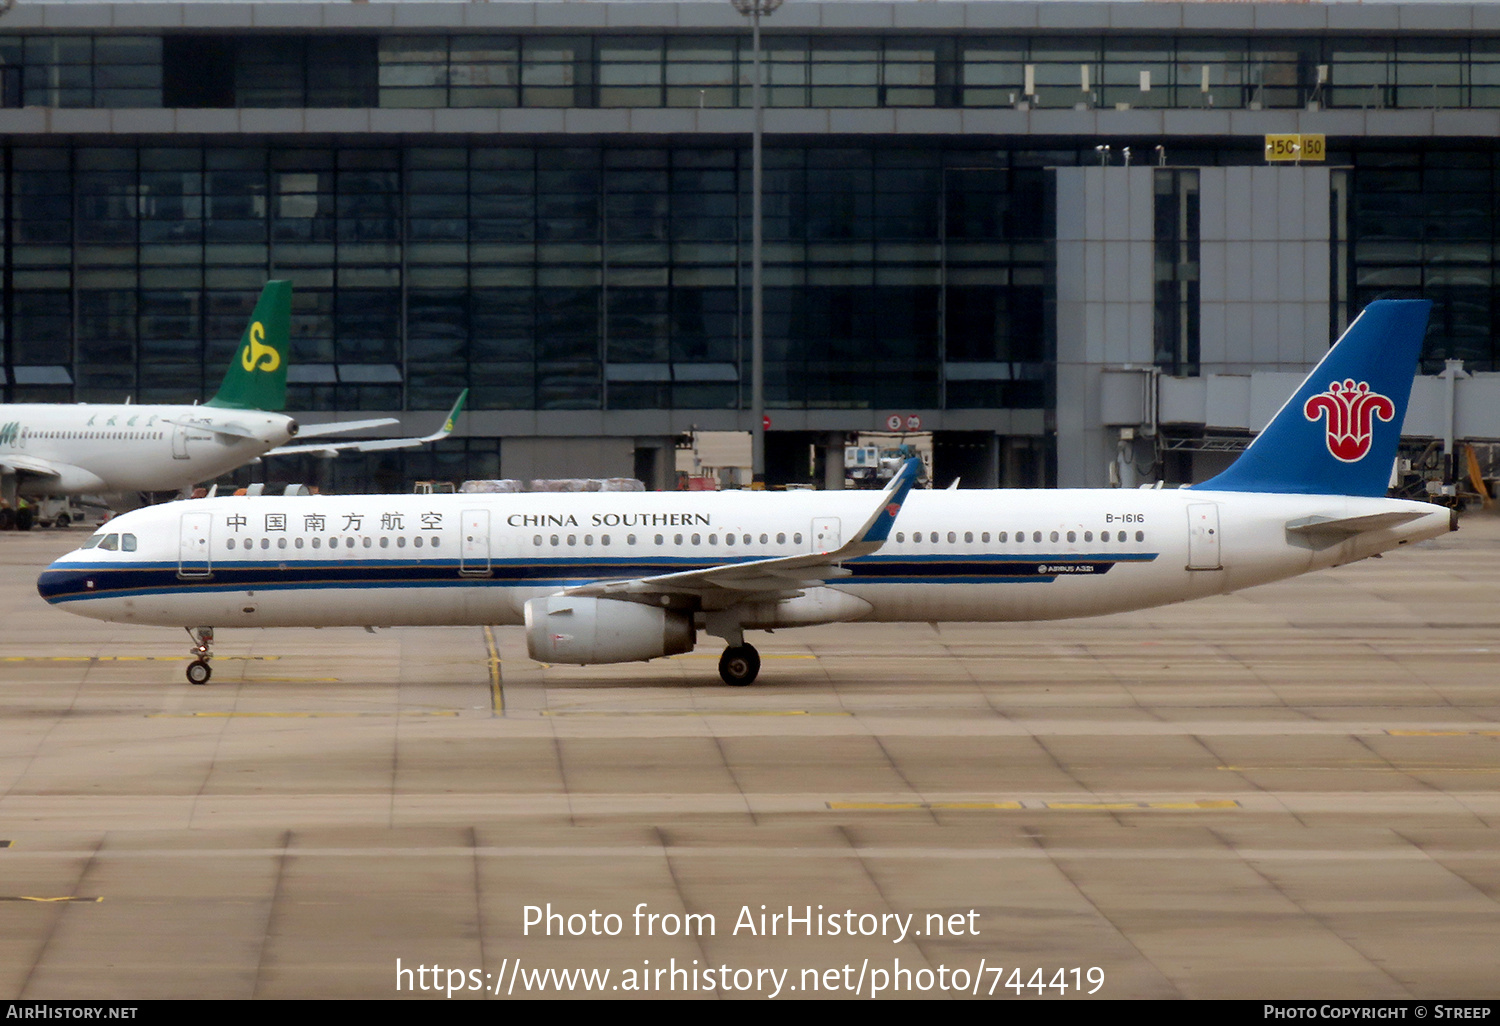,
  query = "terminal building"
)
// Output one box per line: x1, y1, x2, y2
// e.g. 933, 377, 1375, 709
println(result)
3, 0, 1500, 492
